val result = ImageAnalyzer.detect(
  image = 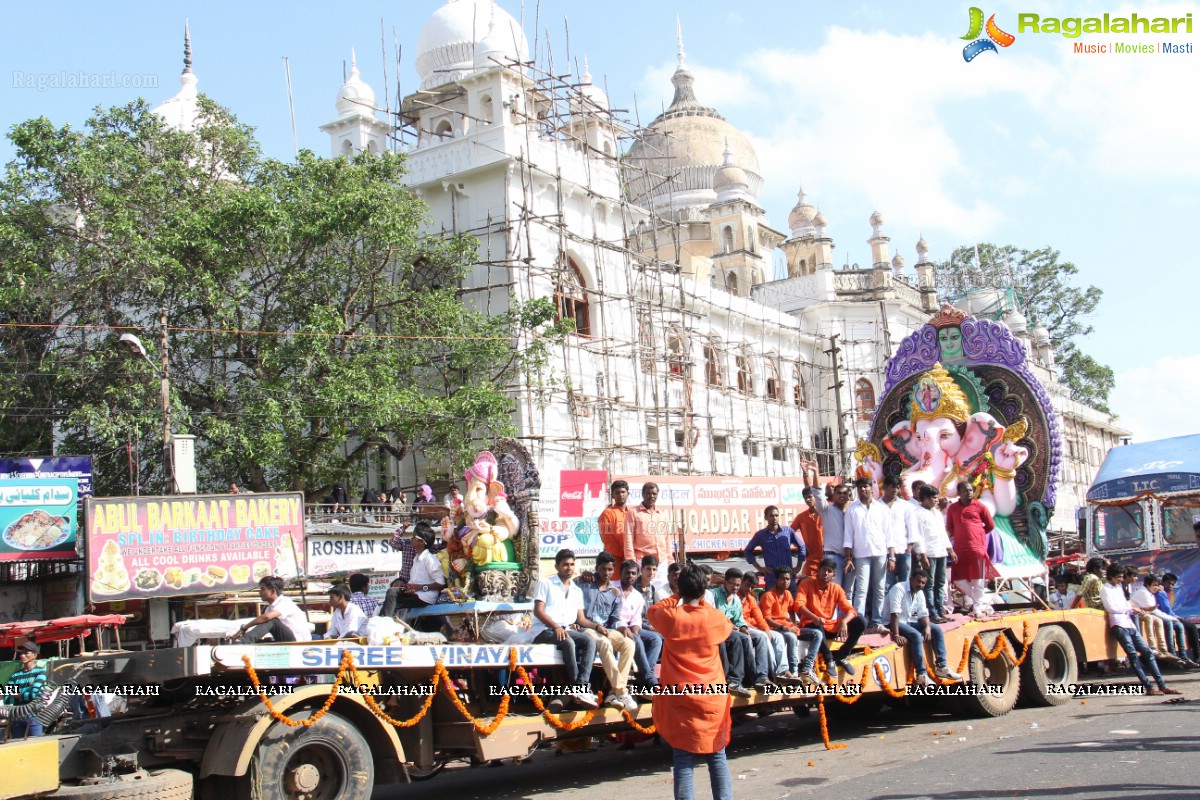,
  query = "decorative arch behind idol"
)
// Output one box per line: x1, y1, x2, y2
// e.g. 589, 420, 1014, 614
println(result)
858, 304, 1061, 563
